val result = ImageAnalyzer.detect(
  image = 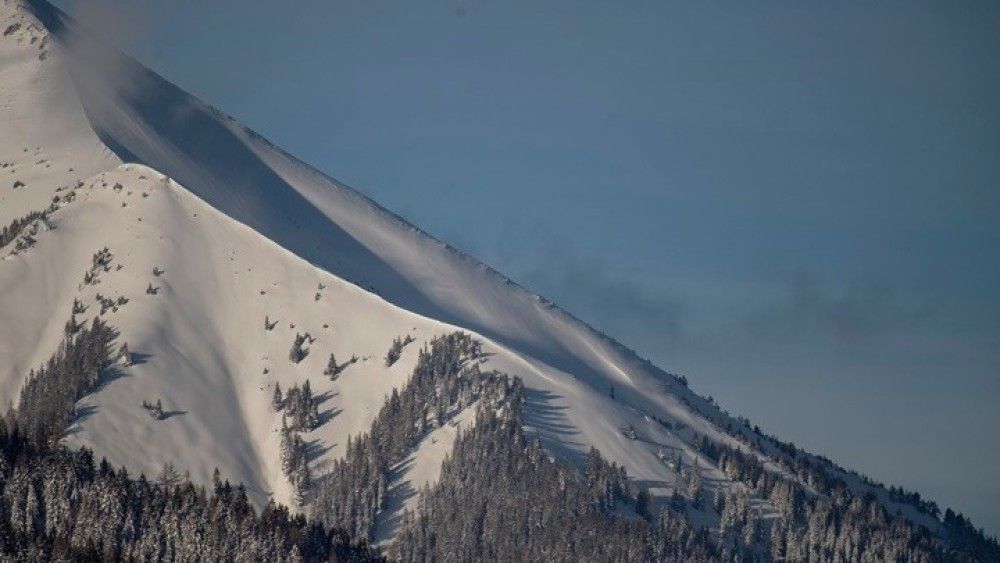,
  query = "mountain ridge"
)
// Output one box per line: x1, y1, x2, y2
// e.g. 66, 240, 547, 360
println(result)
2, 0, 997, 559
